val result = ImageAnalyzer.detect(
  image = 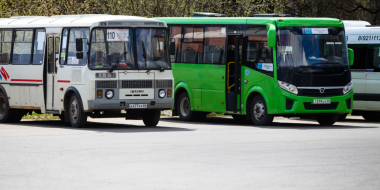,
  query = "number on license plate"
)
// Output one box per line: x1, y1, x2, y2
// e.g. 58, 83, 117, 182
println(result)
129, 104, 148, 108
313, 99, 331, 104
